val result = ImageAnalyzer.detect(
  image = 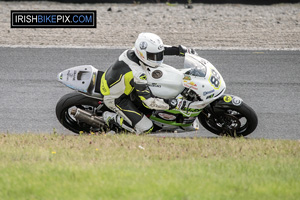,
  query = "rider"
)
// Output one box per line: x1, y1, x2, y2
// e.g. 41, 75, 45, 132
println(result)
101, 32, 196, 134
